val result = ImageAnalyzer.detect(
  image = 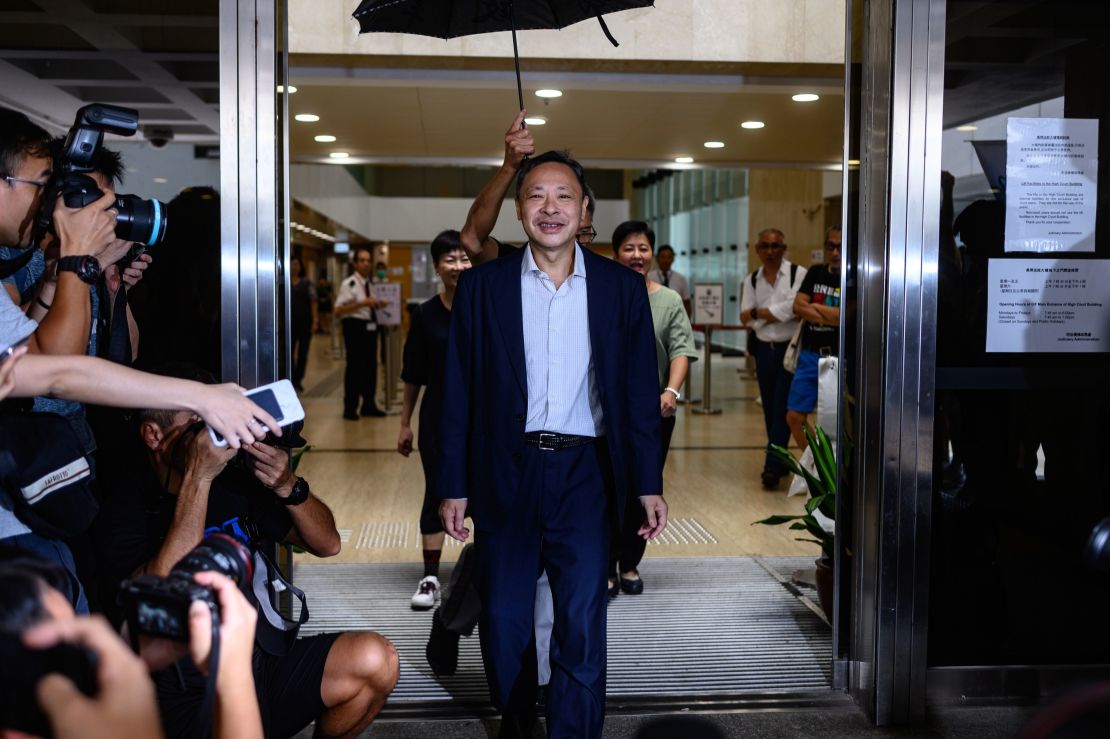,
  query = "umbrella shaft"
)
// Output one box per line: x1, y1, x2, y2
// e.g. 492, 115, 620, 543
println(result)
510, 1, 524, 113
